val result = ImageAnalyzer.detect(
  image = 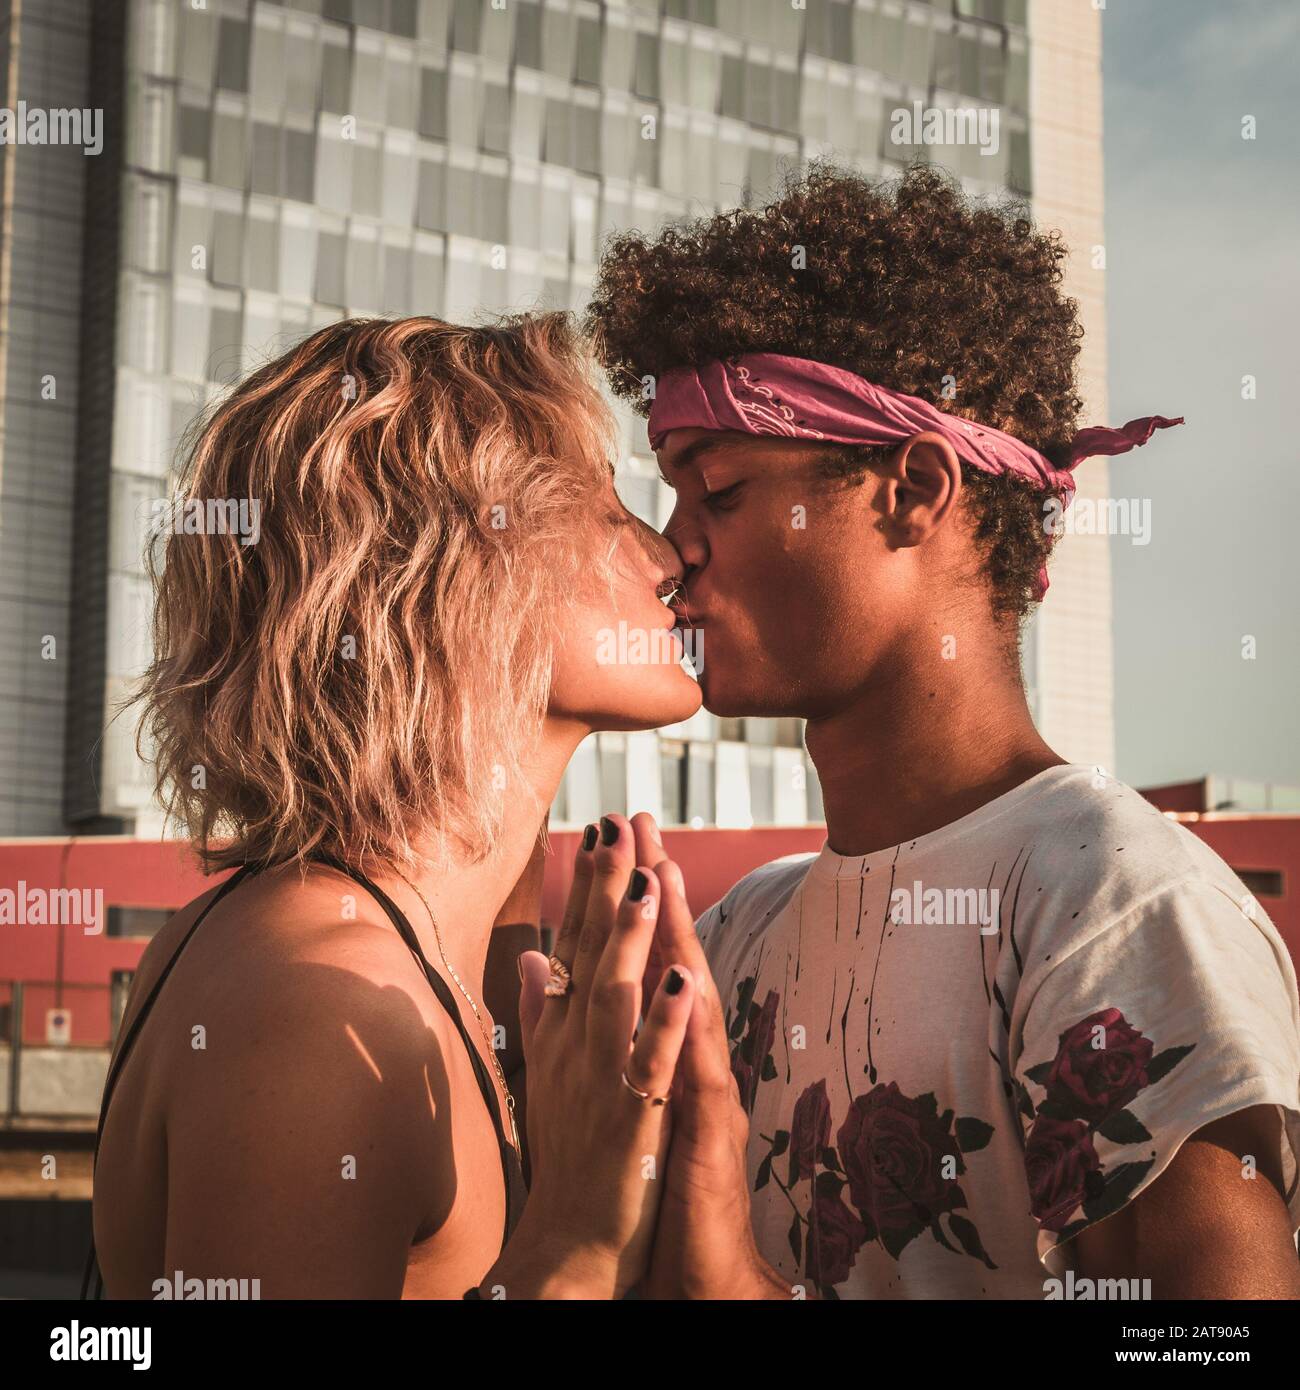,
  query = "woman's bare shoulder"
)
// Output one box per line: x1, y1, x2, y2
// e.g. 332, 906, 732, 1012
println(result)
154, 872, 460, 1235
132, 865, 462, 1135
